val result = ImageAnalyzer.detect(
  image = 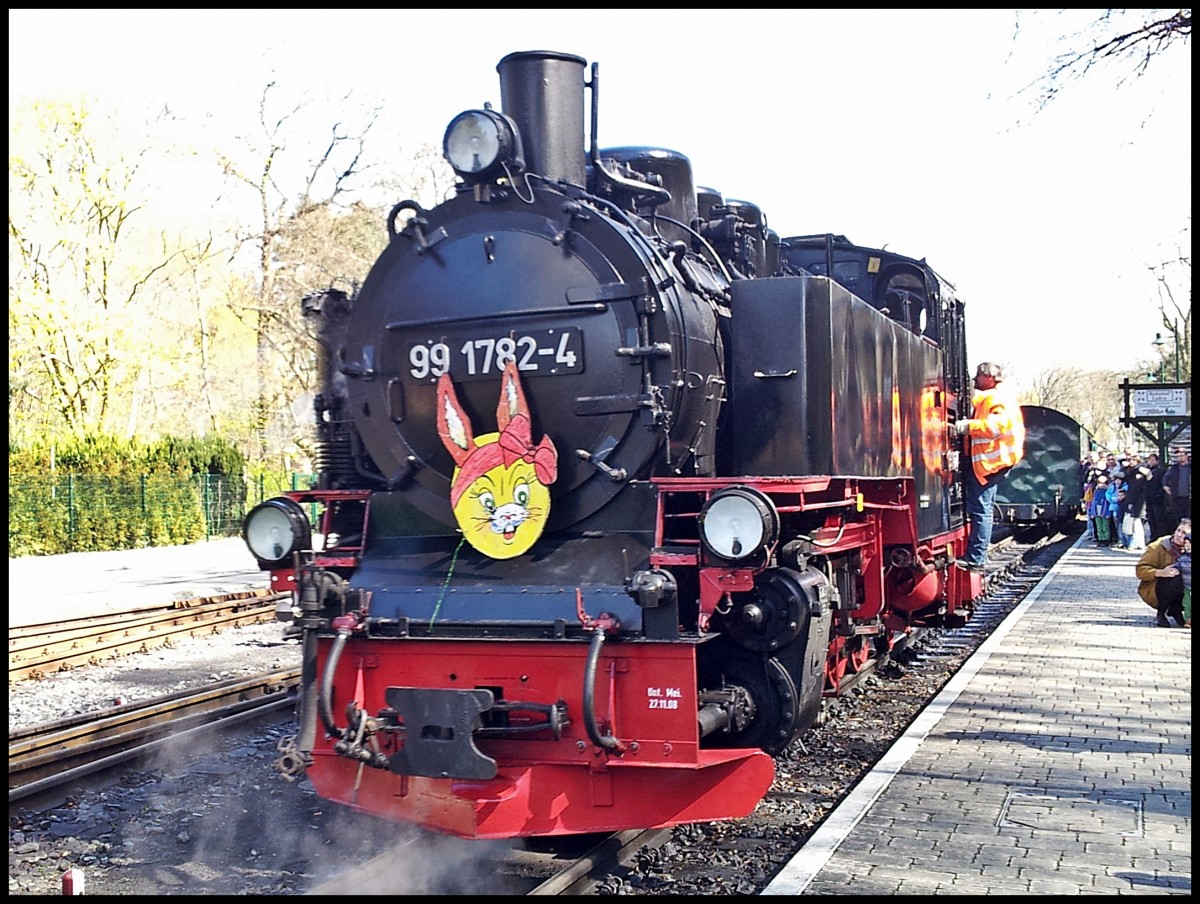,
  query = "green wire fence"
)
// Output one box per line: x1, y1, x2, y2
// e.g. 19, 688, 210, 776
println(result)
9, 473, 317, 557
